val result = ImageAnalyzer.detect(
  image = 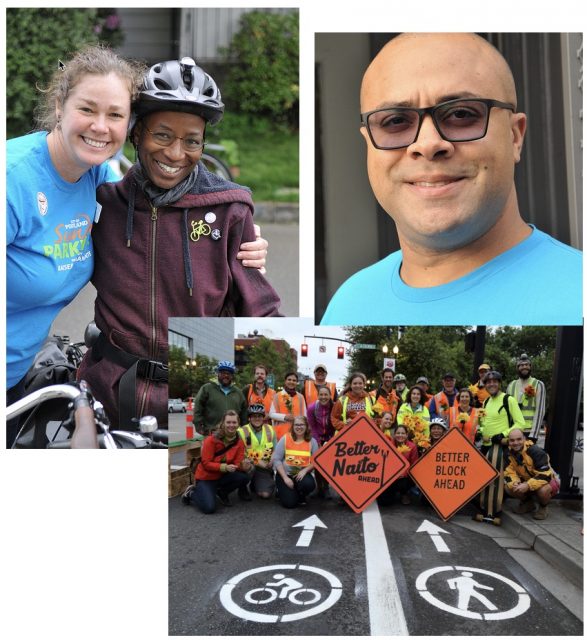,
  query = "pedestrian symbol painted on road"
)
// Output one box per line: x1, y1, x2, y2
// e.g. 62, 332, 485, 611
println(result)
415, 566, 531, 620
447, 571, 497, 612
220, 564, 342, 623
